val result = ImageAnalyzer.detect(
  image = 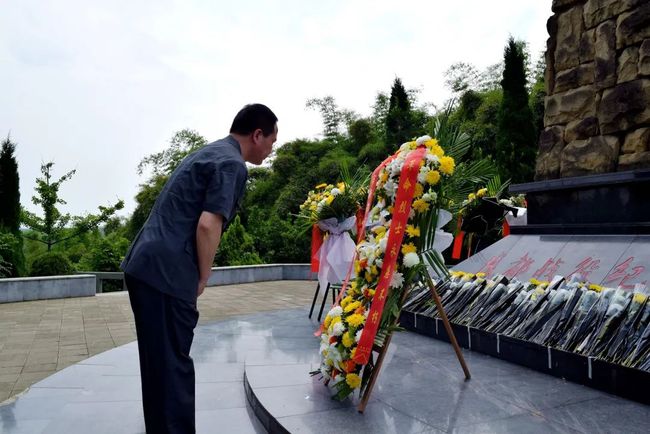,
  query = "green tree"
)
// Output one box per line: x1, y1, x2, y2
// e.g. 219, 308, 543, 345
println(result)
0, 233, 18, 277
0, 135, 21, 233
21, 162, 124, 251
496, 37, 537, 183
385, 78, 416, 147
0, 135, 26, 276
127, 175, 167, 240
137, 129, 207, 178
214, 215, 262, 266
306, 96, 357, 140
